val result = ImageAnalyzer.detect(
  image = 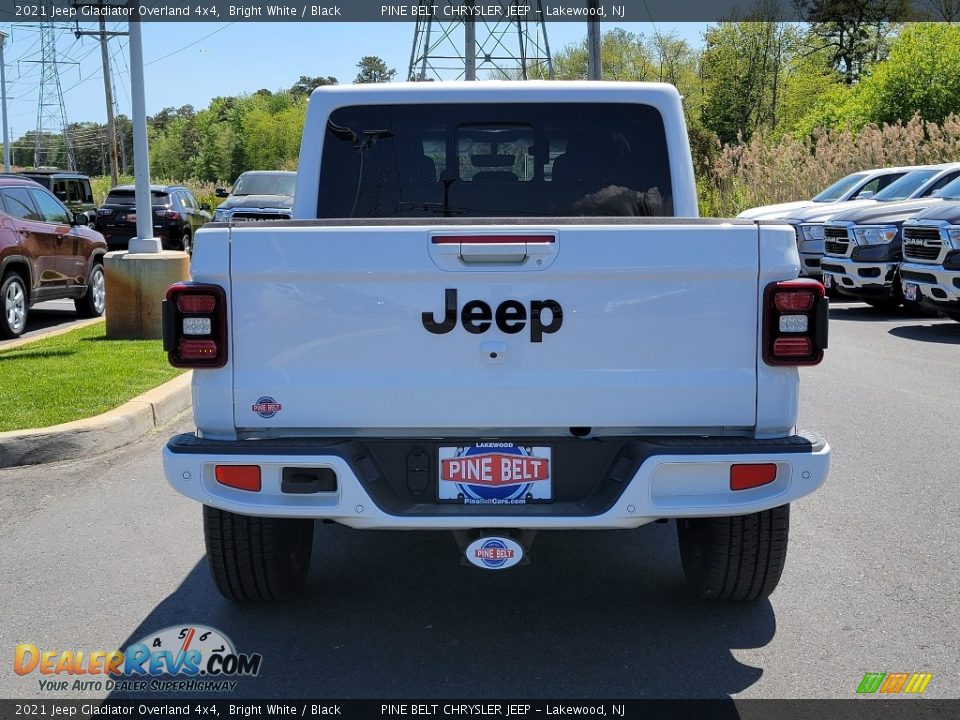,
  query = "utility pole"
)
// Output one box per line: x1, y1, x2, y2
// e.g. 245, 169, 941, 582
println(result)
464, 1, 476, 81
587, 1, 602, 80
98, 17, 118, 185
74, 5, 127, 186
0, 30, 10, 172
103, 11, 190, 342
